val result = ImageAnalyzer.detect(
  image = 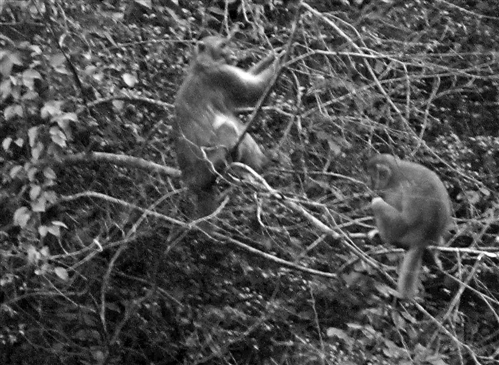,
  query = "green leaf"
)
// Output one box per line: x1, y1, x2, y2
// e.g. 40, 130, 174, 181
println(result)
9, 165, 23, 178
50, 53, 66, 68
51, 221, 68, 229
50, 126, 67, 147
14, 206, 31, 227
134, 0, 151, 8
14, 138, 23, 147
41, 100, 63, 119
4, 104, 23, 120
26, 244, 40, 264
122, 73, 138, 87
31, 195, 47, 212
2, 137, 12, 151
0, 78, 12, 99
43, 167, 57, 180
44, 191, 58, 204
54, 267, 69, 281
39, 225, 48, 237
30, 185, 42, 200
113, 100, 124, 110
47, 225, 61, 237
31, 141, 44, 160
22, 69, 41, 90
28, 126, 39, 147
